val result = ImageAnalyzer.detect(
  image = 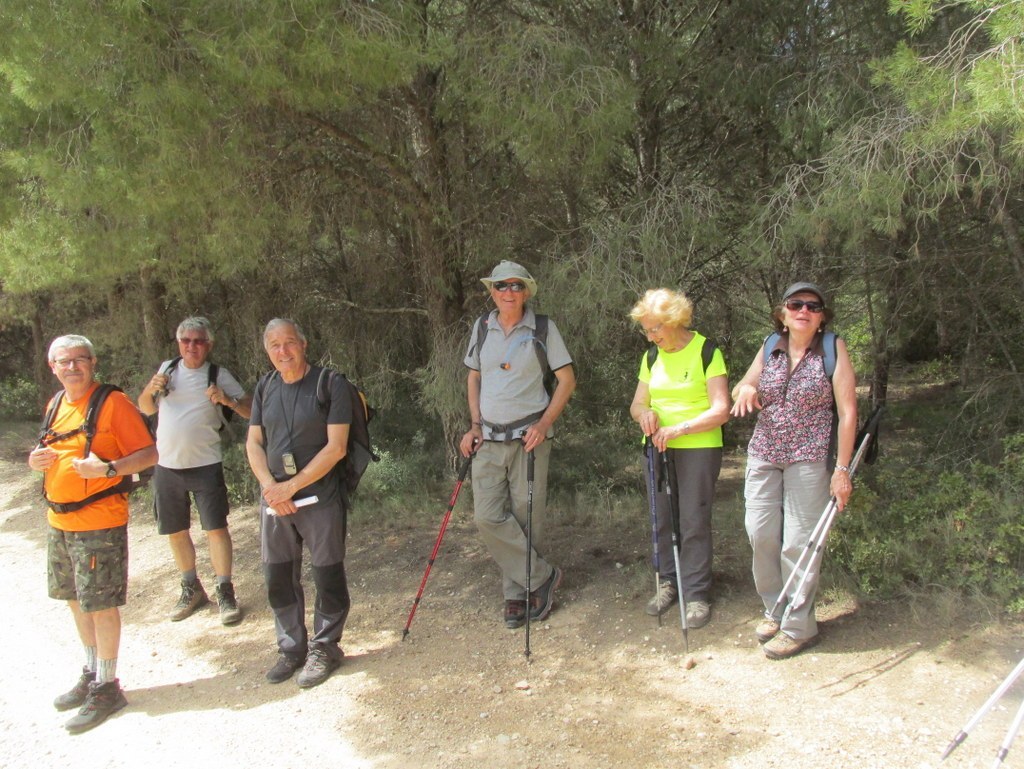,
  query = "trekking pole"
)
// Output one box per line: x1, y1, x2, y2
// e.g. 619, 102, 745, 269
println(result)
992, 695, 1024, 769
524, 449, 535, 660
659, 449, 689, 655
941, 655, 1024, 760
766, 405, 884, 624
644, 438, 662, 627
779, 406, 884, 622
402, 452, 474, 640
